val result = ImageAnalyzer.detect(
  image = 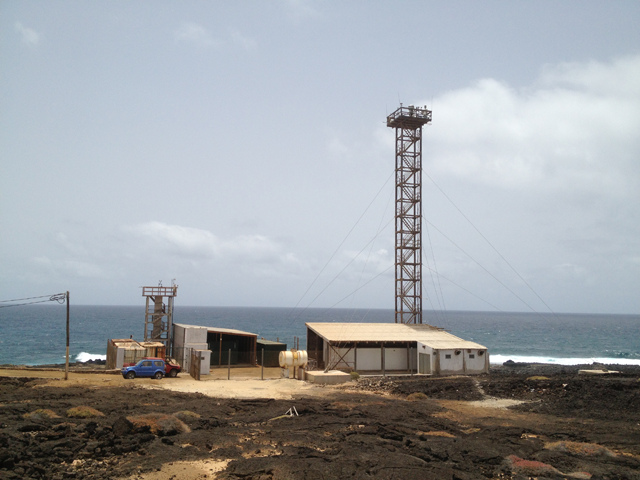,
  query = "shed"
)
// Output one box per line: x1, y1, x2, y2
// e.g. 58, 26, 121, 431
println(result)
257, 339, 287, 367
173, 323, 257, 370
207, 327, 257, 367
306, 323, 489, 376
106, 339, 165, 369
